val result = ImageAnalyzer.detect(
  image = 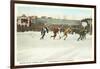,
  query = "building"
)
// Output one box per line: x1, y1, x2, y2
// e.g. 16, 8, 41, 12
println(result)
17, 14, 31, 32
17, 14, 31, 27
